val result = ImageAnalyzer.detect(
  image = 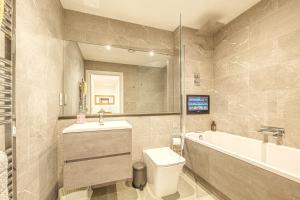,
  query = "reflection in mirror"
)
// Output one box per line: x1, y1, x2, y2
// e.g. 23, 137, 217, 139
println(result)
62, 41, 180, 116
